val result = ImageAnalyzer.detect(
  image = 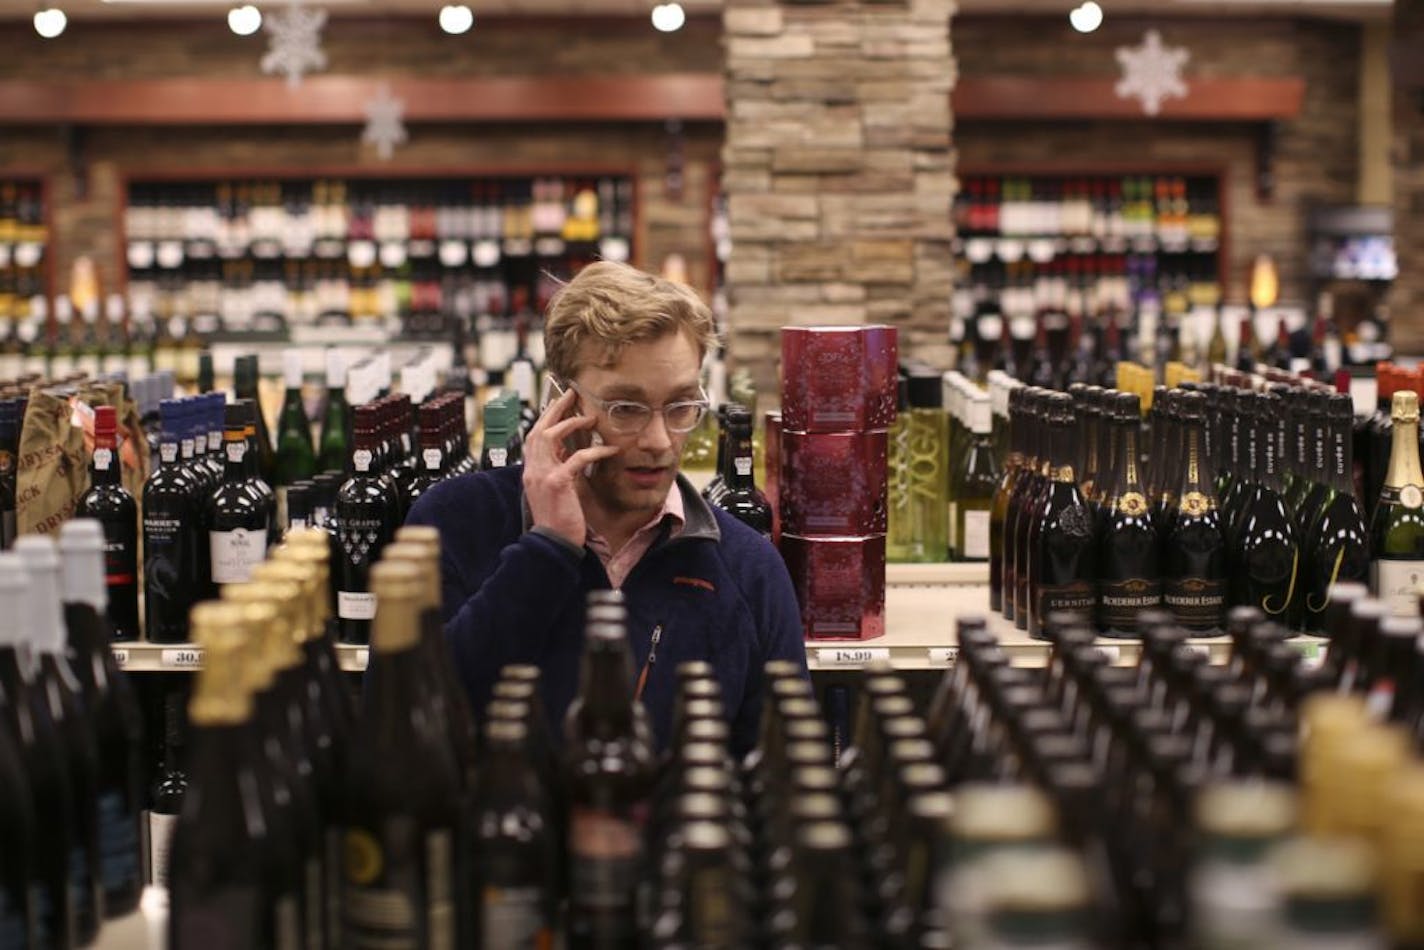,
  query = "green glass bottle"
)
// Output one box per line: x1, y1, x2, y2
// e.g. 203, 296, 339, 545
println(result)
887, 369, 948, 563
317, 348, 350, 475
274, 350, 316, 487
1369, 389, 1424, 617
233, 354, 277, 484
